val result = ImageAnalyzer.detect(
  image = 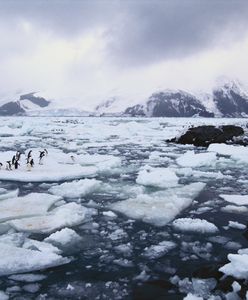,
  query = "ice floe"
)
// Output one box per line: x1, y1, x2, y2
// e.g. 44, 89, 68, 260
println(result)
111, 182, 206, 226
176, 151, 217, 168
44, 228, 82, 247
219, 252, 248, 280
143, 241, 176, 259
136, 166, 179, 188
9, 203, 91, 233
0, 193, 61, 223
228, 221, 246, 230
48, 179, 101, 198
219, 194, 248, 206
172, 218, 218, 234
